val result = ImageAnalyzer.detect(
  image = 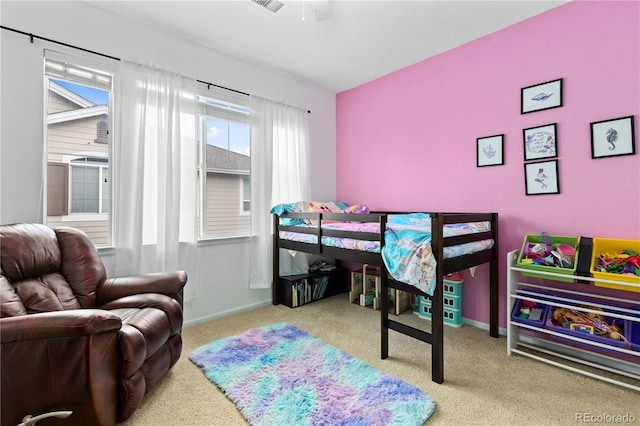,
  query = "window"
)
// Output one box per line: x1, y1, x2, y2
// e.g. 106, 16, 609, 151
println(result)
44, 51, 113, 246
70, 158, 109, 214
241, 178, 251, 213
197, 89, 251, 238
